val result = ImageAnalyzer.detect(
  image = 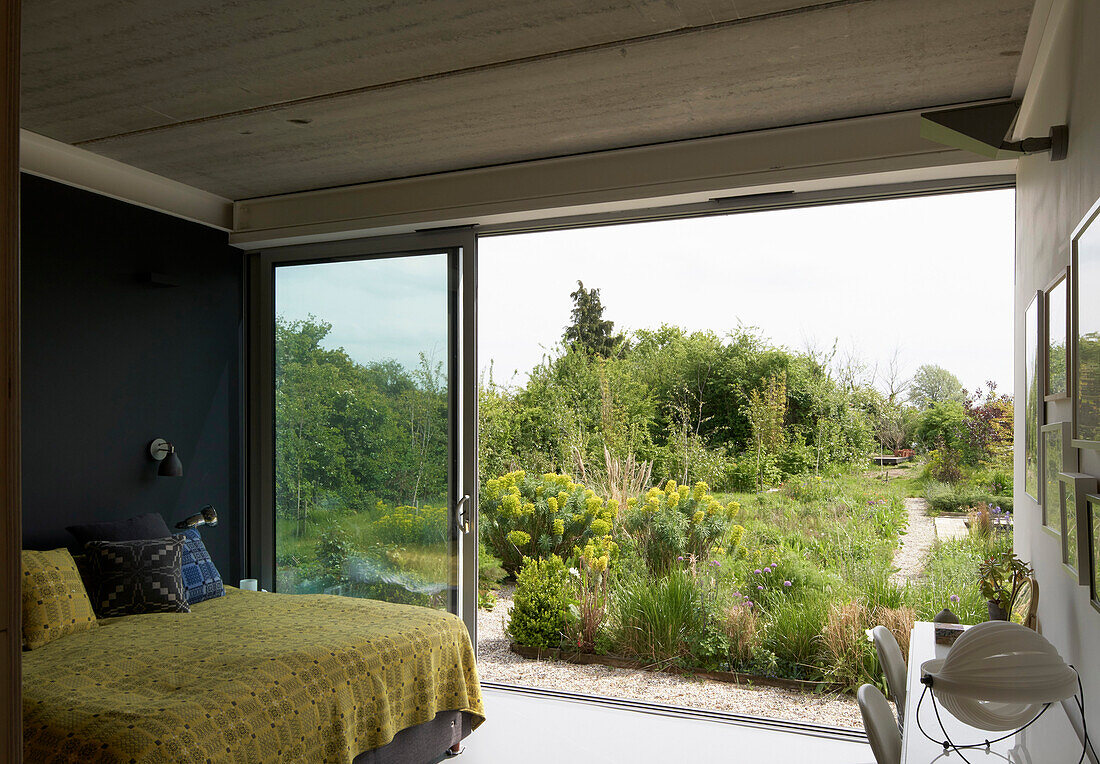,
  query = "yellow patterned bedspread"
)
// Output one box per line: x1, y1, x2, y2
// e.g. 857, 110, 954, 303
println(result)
23, 589, 484, 763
